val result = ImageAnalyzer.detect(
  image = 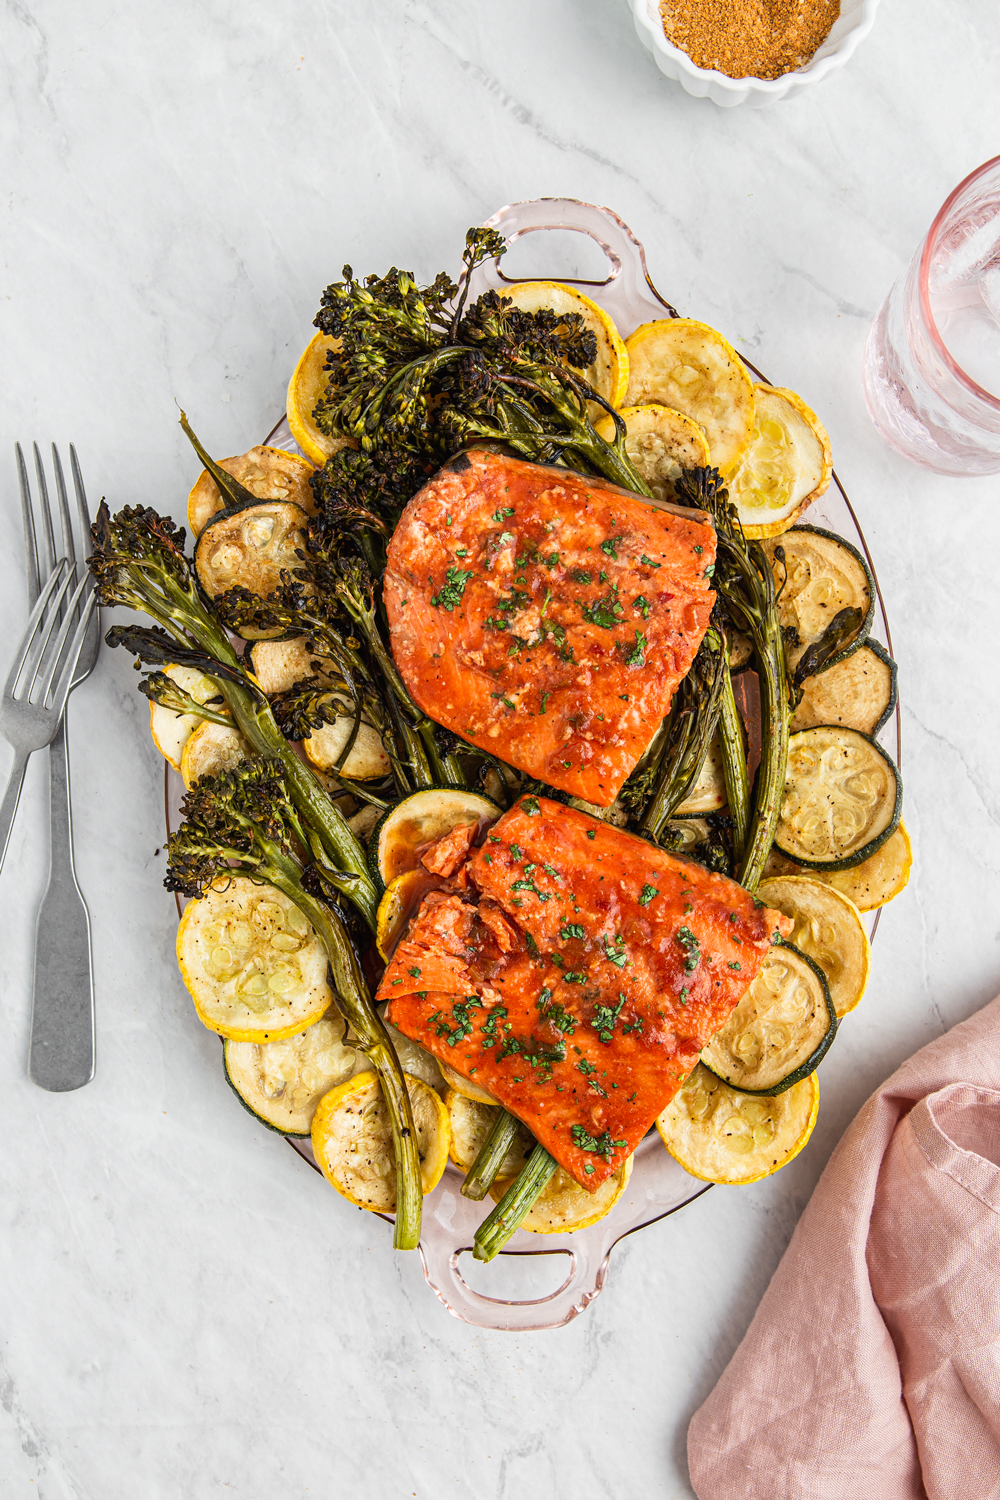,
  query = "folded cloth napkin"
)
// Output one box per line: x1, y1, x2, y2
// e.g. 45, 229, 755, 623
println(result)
688, 994, 1000, 1500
